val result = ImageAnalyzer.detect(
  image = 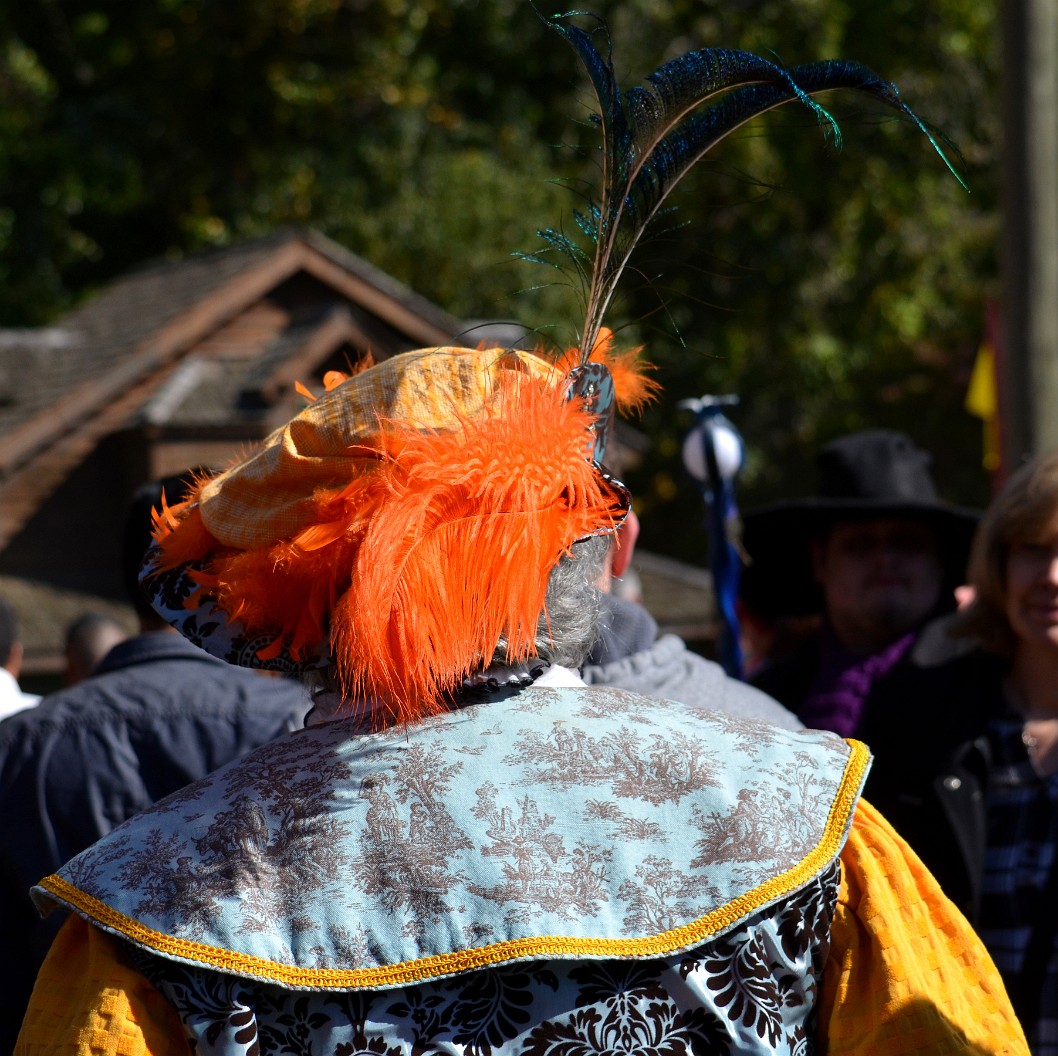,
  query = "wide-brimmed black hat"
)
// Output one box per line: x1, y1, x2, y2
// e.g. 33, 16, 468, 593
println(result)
740, 430, 979, 620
